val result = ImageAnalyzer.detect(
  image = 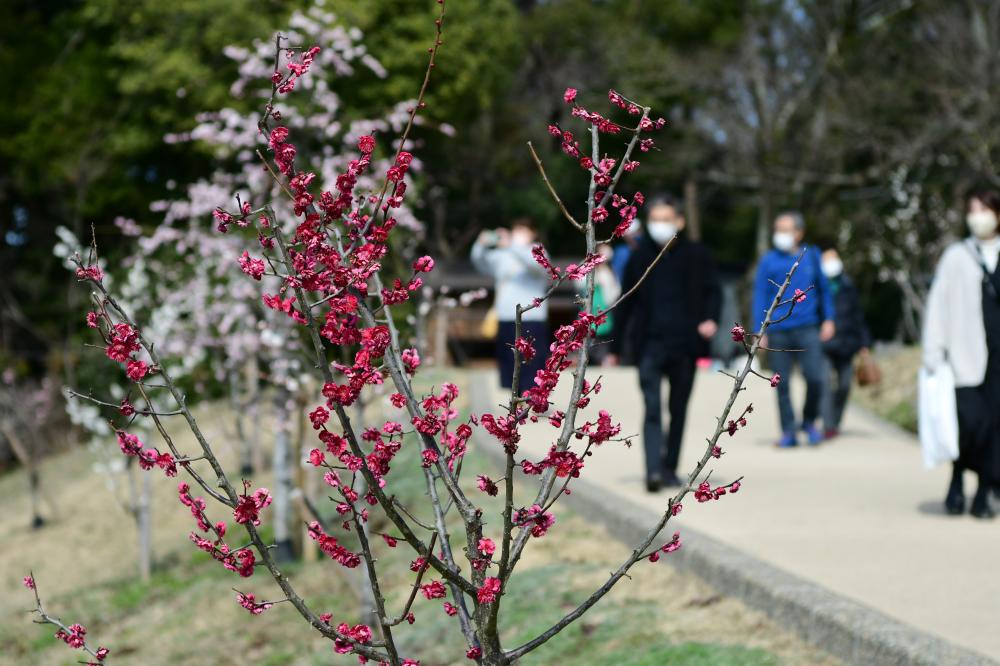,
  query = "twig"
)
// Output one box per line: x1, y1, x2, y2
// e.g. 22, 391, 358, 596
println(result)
387, 532, 439, 626
527, 142, 584, 232
25, 573, 109, 663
